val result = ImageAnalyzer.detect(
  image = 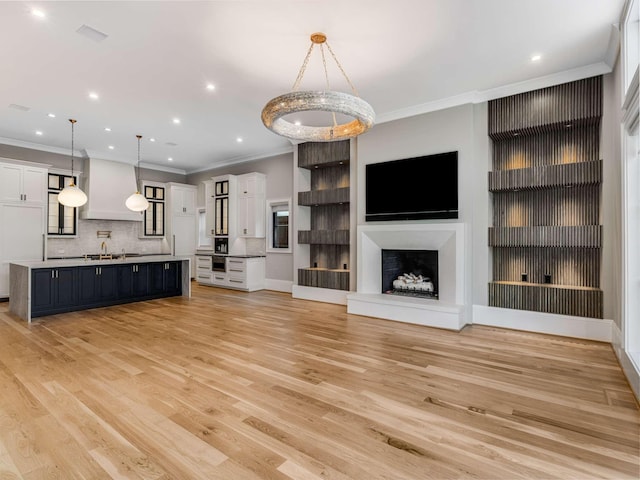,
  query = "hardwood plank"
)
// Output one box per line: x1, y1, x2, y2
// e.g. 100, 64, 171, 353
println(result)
0, 284, 637, 479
